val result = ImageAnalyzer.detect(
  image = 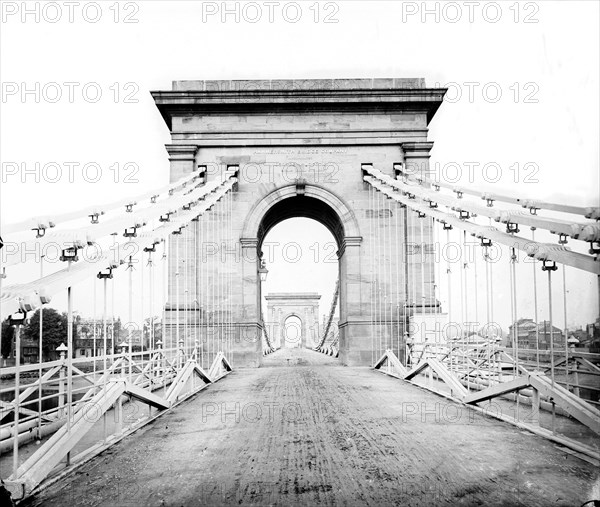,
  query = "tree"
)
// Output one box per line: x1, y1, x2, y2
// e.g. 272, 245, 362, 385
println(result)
1, 318, 14, 358
24, 308, 77, 359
